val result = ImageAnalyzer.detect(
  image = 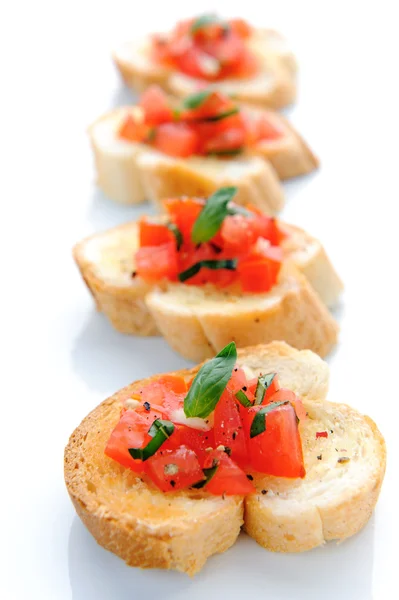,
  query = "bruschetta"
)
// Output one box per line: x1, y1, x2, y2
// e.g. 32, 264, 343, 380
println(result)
64, 341, 386, 575
73, 188, 341, 361
113, 14, 297, 110
89, 86, 318, 208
